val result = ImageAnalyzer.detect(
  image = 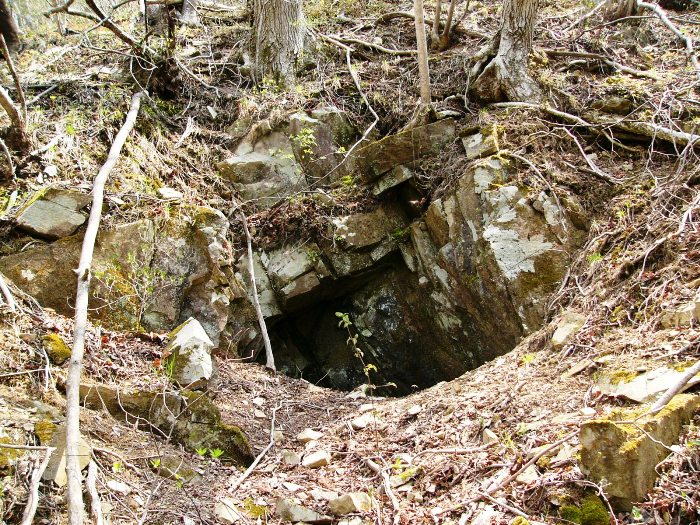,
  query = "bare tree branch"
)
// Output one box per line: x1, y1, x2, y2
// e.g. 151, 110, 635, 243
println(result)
65, 91, 145, 525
